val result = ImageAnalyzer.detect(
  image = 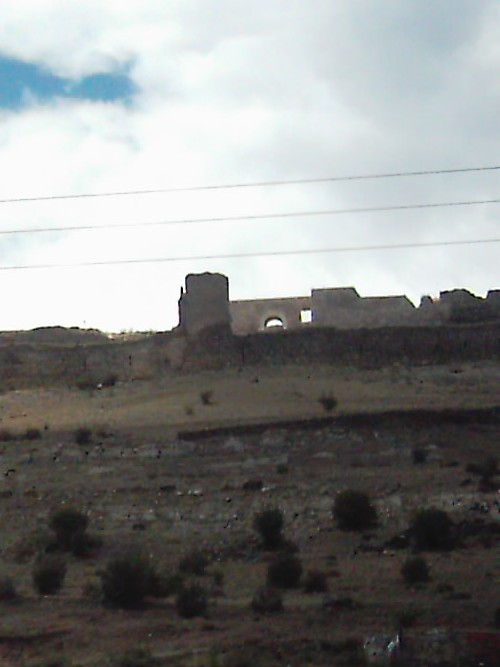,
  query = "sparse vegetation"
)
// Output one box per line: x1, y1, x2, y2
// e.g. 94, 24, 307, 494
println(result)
267, 554, 303, 589
100, 553, 155, 609
410, 508, 455, 551
303, 568, 329, 593
401, 556, 430, 584
70, 530, 102, 558
466, 455, 498, 490
253, 507, 284, 549
0, 575, 17, 601
176, 583, 208, 618
333, 490, 377, 531
101, 374, 118, 388
33, 554, 67, 595
74, 426, 92, 445
318, 393, 337, 412
24, 427, 42, 440
49, 508, 89, 551
251, 586, 284, 614
112, 646, 159, 667
0, 428, 15, 441
0, 344, 497, 663
412, 447, 428, 464
179, 549, 209, 576
200, 390, 214, 405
